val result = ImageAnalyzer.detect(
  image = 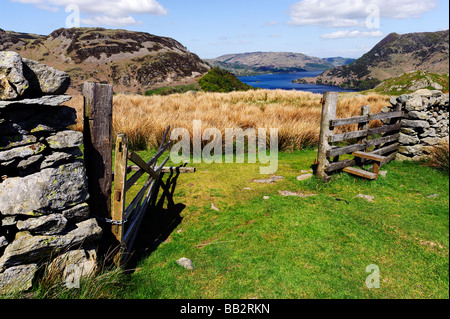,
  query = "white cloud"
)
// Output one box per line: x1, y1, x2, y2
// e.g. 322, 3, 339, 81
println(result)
321, 30, 384, 39
289, 0, 438, 27
12, 0, 168, 26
